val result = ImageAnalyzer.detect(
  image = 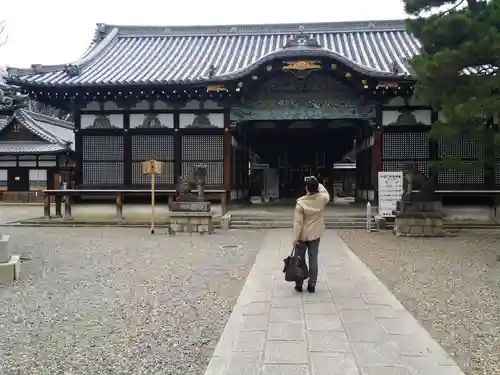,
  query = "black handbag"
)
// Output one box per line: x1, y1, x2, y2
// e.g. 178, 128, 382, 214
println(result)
283, 244, 309, 282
